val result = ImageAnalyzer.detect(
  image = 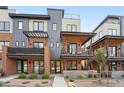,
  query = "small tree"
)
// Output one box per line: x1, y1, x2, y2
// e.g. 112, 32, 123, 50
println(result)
94, 48, 107, 81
